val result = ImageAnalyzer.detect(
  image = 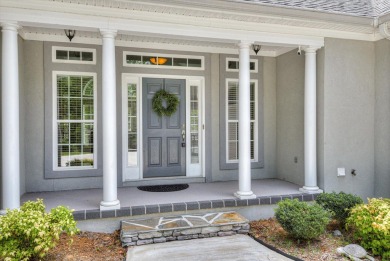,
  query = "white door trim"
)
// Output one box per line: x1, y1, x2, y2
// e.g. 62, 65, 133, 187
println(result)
121, 73, 205, 182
